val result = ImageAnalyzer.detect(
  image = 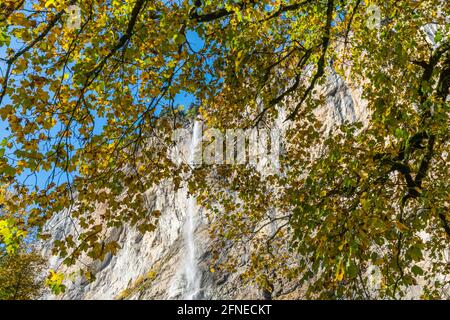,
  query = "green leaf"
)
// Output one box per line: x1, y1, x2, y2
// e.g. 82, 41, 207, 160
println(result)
408, 246, 423, 262
395, 128, 406, 139
434, 30, 443, 43
0, 27, 10, 47
411, 265, 424, 276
